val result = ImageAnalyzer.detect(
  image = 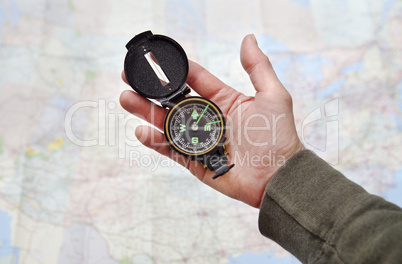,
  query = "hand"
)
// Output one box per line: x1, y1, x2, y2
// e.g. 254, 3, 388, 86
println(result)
120, 34, 304, 208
